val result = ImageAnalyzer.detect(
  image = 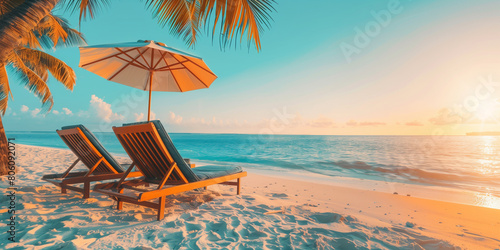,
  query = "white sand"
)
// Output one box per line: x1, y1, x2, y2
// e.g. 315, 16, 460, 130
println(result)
1, 145, 499, 249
